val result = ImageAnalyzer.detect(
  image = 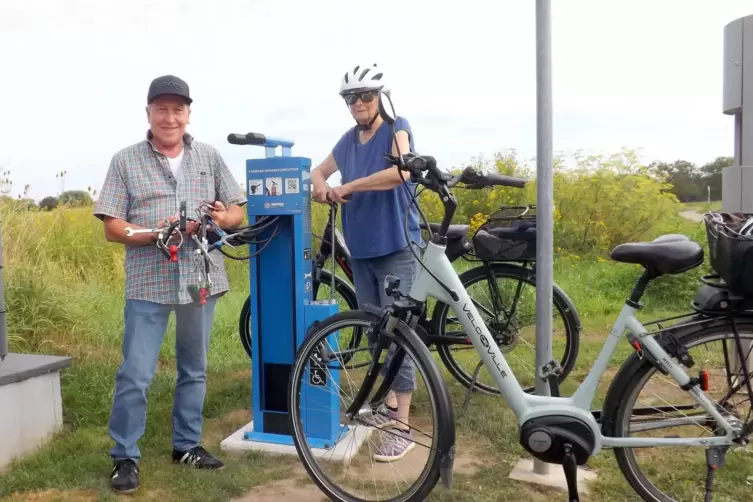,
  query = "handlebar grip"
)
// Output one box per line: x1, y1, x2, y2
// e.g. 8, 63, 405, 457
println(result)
326, 190, 351, 202
485, 172, 526, 188
227, 132, 267, 145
